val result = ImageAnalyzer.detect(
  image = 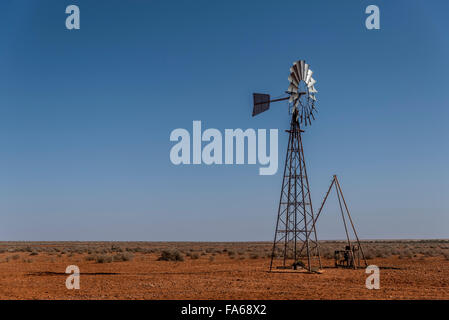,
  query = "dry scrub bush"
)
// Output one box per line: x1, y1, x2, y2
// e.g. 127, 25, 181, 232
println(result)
95, 255, 113, 263
319, 248, 334, 259
111, 245, 123, 253
157, 250, 184, 262
85, 255, 96, 261
399, 250, 413, 259
113, 253, 134, 262
364, 251, 374, 259
190, 253, 200, 260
